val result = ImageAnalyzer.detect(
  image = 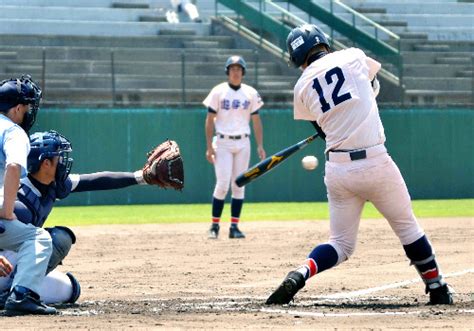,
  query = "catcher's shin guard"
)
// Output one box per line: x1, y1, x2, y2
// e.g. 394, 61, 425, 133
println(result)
66, 272, 81, 304
266, 271, 305, 305
45, 226, 76, 274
